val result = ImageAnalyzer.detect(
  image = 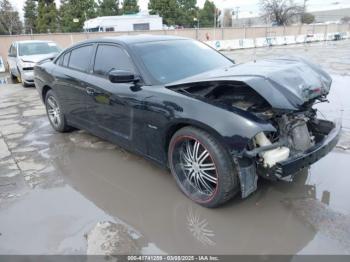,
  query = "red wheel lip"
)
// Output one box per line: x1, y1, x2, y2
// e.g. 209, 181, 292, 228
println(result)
169, 135, 220, 204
